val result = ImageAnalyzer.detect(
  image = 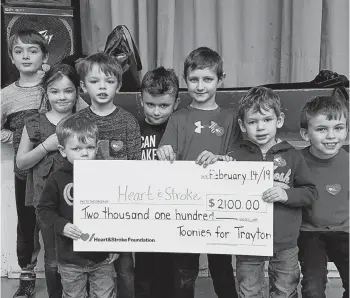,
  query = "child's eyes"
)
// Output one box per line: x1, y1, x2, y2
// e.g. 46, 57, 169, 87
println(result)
107, 80, 116, 84
89, 80, 98, 84
160, 104, 169, 108
204, 78, 213, 82
248, 121, 256, 125
316, 128, 327, 132
335, 126, 345, 131
264, 118, 272, 122
147, 103, 154, 107
50, 90, 58, 94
